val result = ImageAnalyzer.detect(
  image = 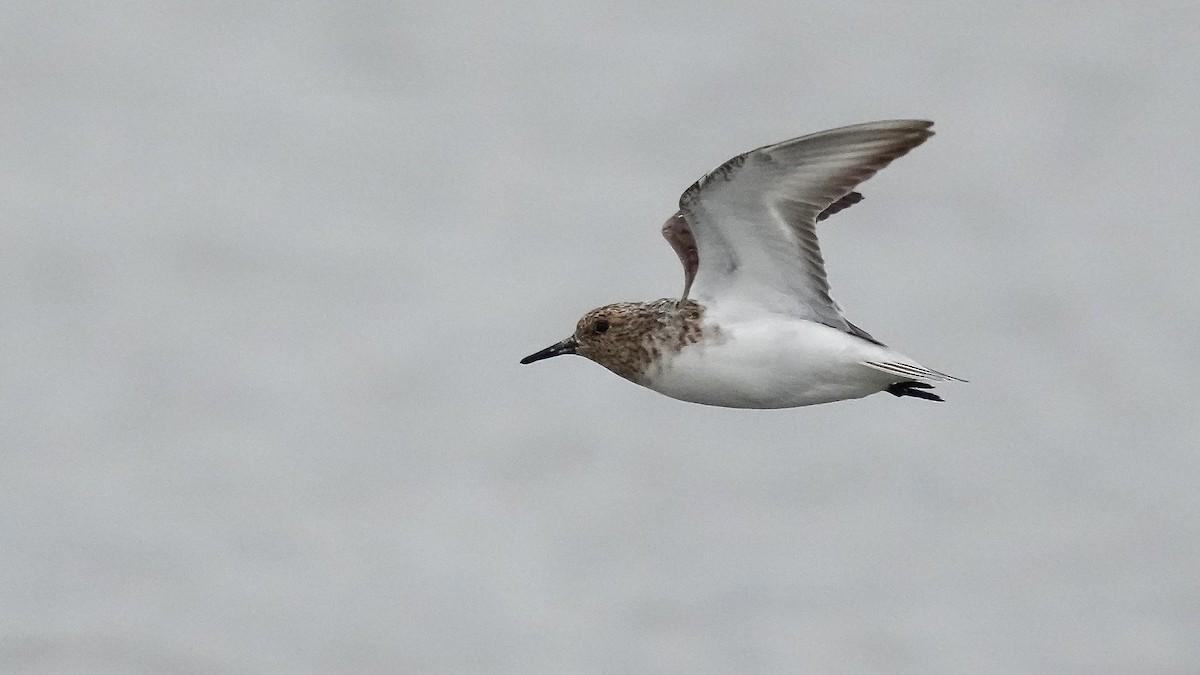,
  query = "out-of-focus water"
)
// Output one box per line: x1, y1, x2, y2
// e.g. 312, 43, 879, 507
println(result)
3, 2, 1199, 672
